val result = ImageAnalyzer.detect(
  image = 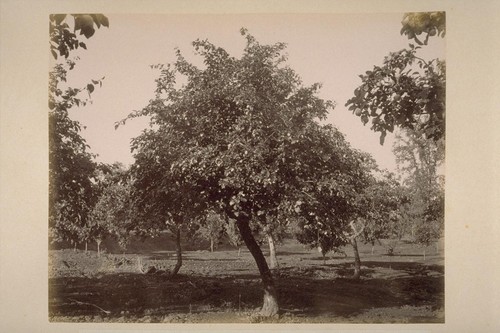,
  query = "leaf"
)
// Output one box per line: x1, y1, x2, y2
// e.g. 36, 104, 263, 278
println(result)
87, 83, 95, 94
51, 49, 58, 59
81, 25, 95, 38
92, 14, 110, 28
79, 42, 87, 49
52, 14, 67, 25
100, 15, 109, 27
74, 16, 83, 31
